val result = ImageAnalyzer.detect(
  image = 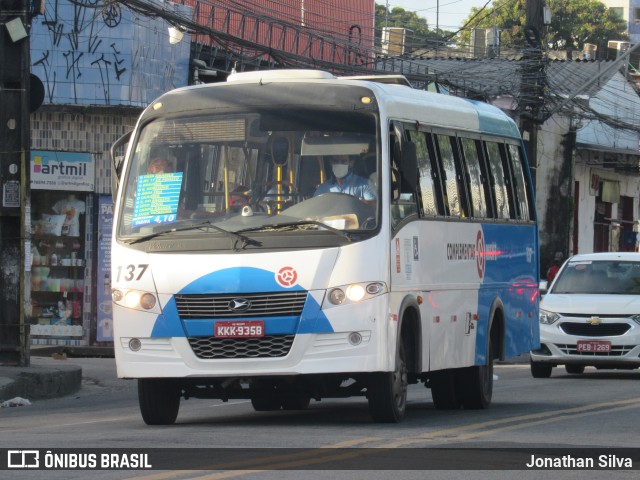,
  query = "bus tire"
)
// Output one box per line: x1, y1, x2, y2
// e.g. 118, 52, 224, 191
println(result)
430, 371, 461, 410
368, 340, 408, 423
251, 397, 282, 411
281, 397, 311, 410
530, 361, 553, 378
457, 341, 493, 410
138, 379, 180, 425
